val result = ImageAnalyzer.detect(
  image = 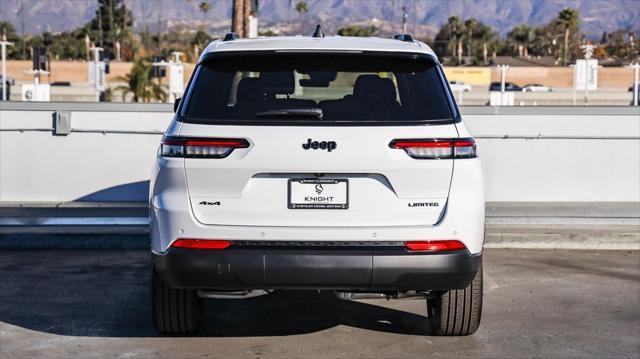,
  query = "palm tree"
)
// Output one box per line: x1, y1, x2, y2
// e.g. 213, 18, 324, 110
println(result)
508, 24, 535, 57
295, 1, 308, 34
198, 1, 211, 20
464, 18, 478, 61
115, 58, 166, 103
555, 8, 580, 65
196, 1, 211, 31
475, 23, 496, 65
337, 25, 376, 37
445, 16, 464, 63
232, 0, 244, 36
